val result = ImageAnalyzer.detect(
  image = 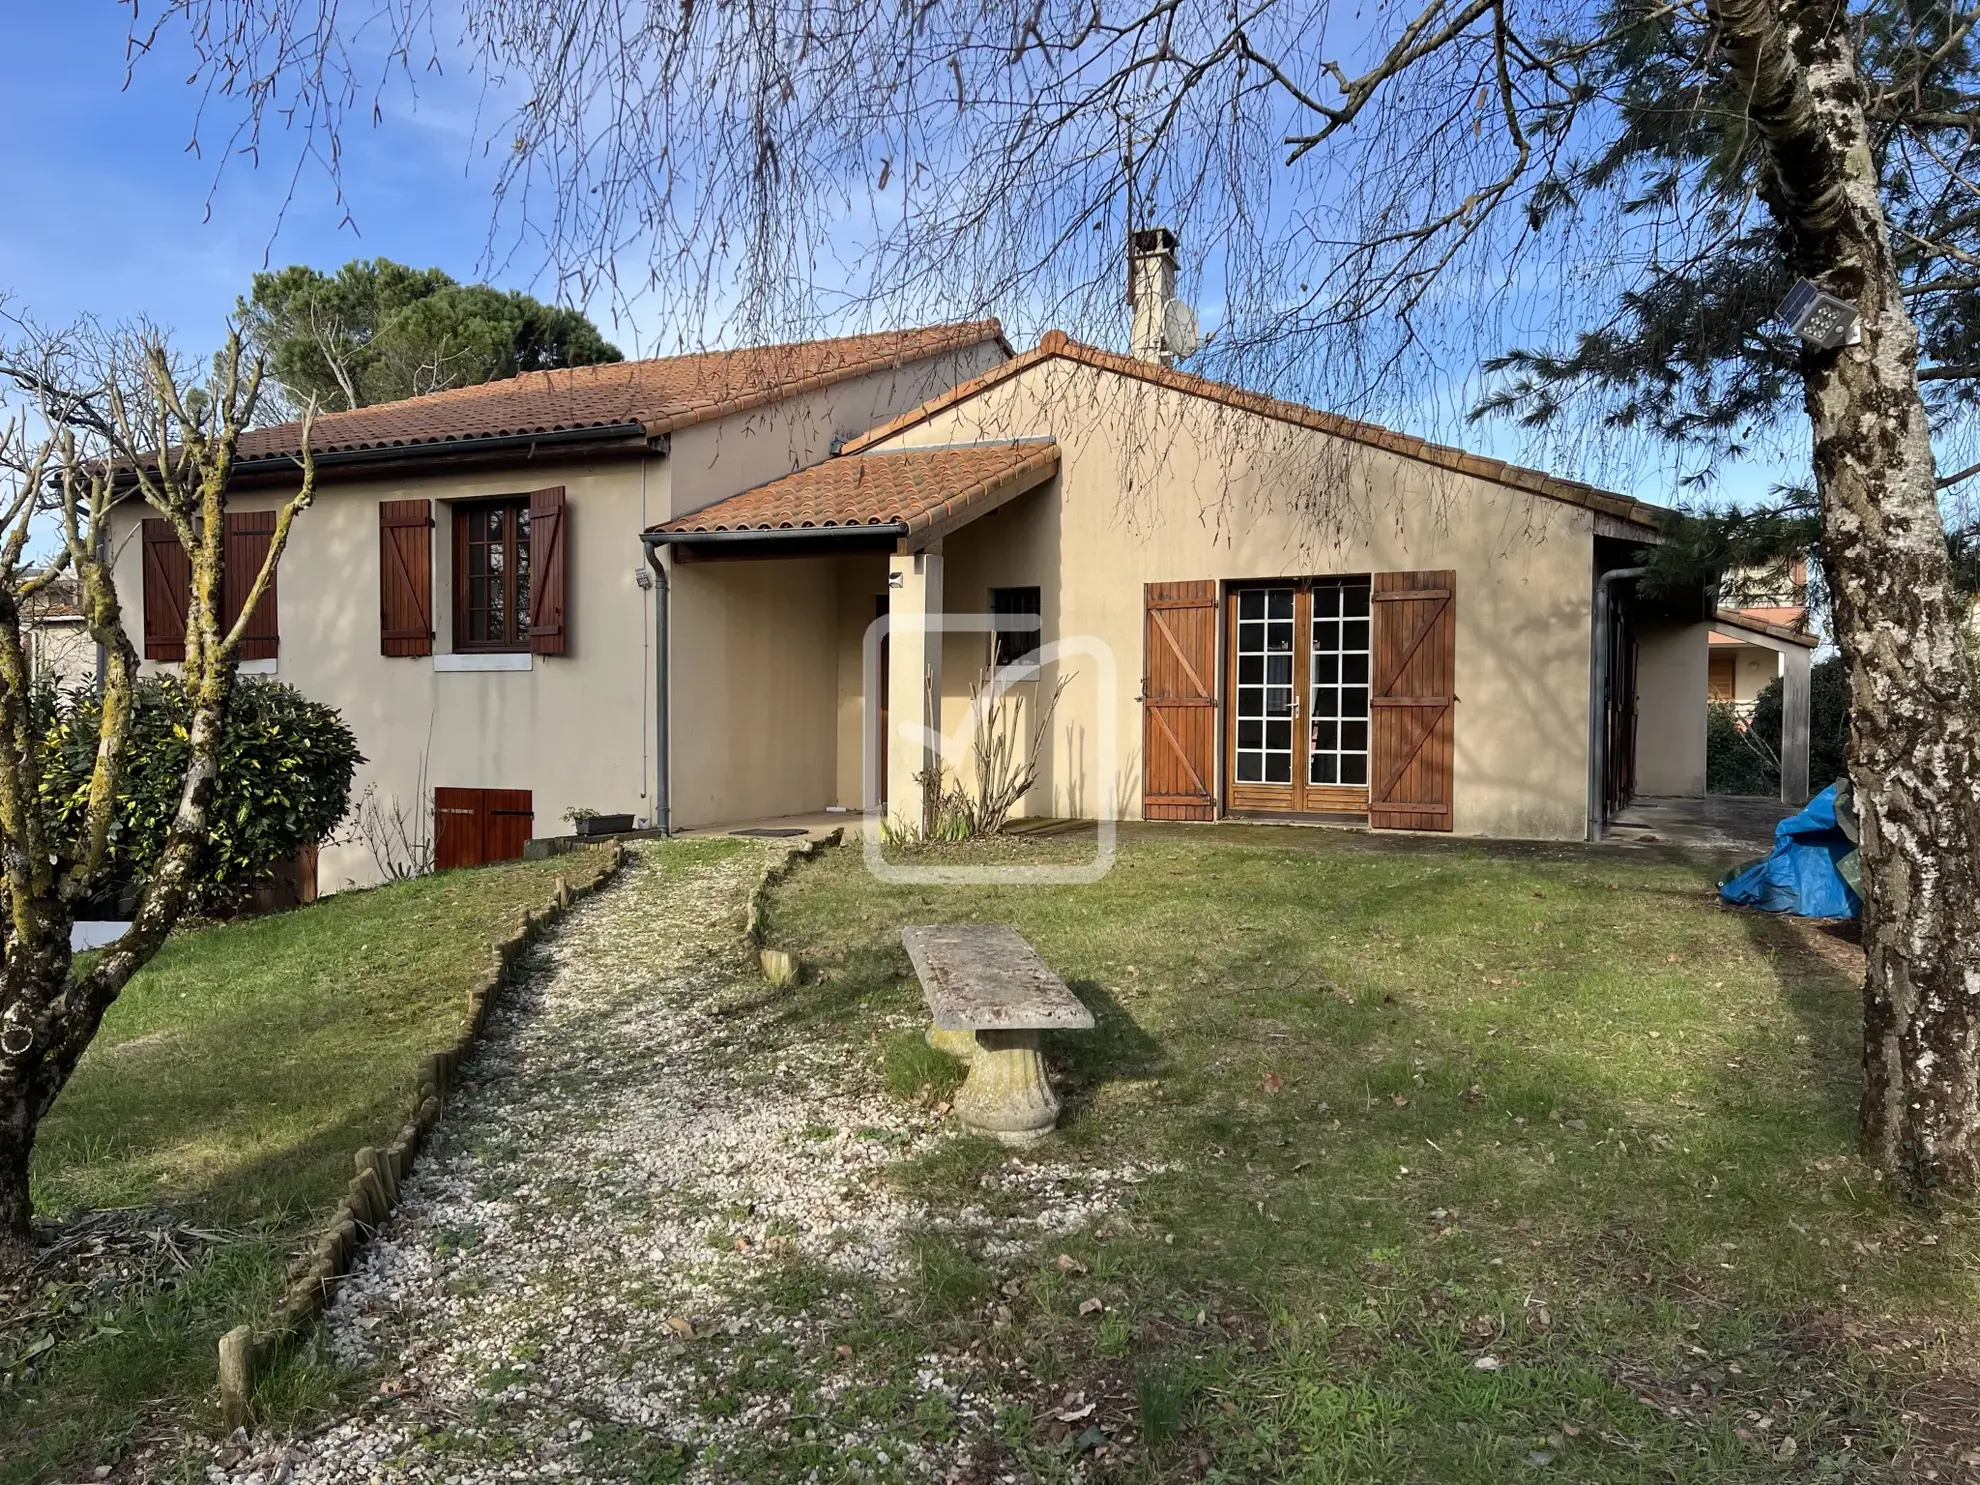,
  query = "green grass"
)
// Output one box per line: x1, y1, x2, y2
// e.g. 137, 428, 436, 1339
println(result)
760, 823, 1980, 1481
2, 848, 613, 1484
